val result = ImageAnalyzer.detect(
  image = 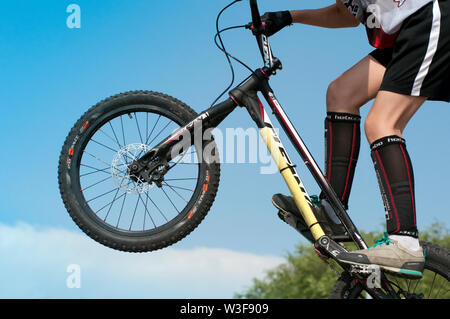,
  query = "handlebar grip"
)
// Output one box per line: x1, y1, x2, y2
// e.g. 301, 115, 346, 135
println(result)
250, 0, 263, 33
